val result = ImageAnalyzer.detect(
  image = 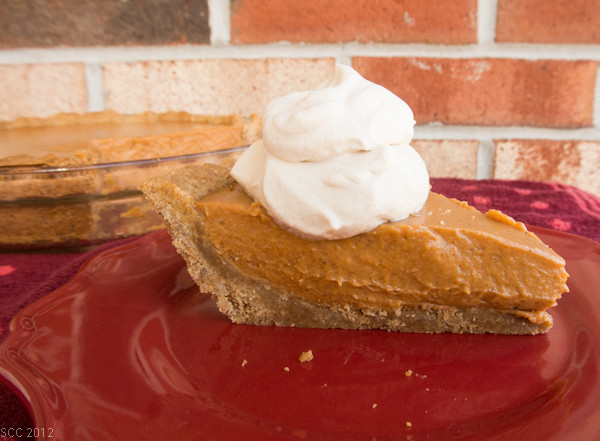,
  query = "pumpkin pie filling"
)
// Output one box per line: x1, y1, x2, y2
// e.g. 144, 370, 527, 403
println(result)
197, 183, 567, 326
